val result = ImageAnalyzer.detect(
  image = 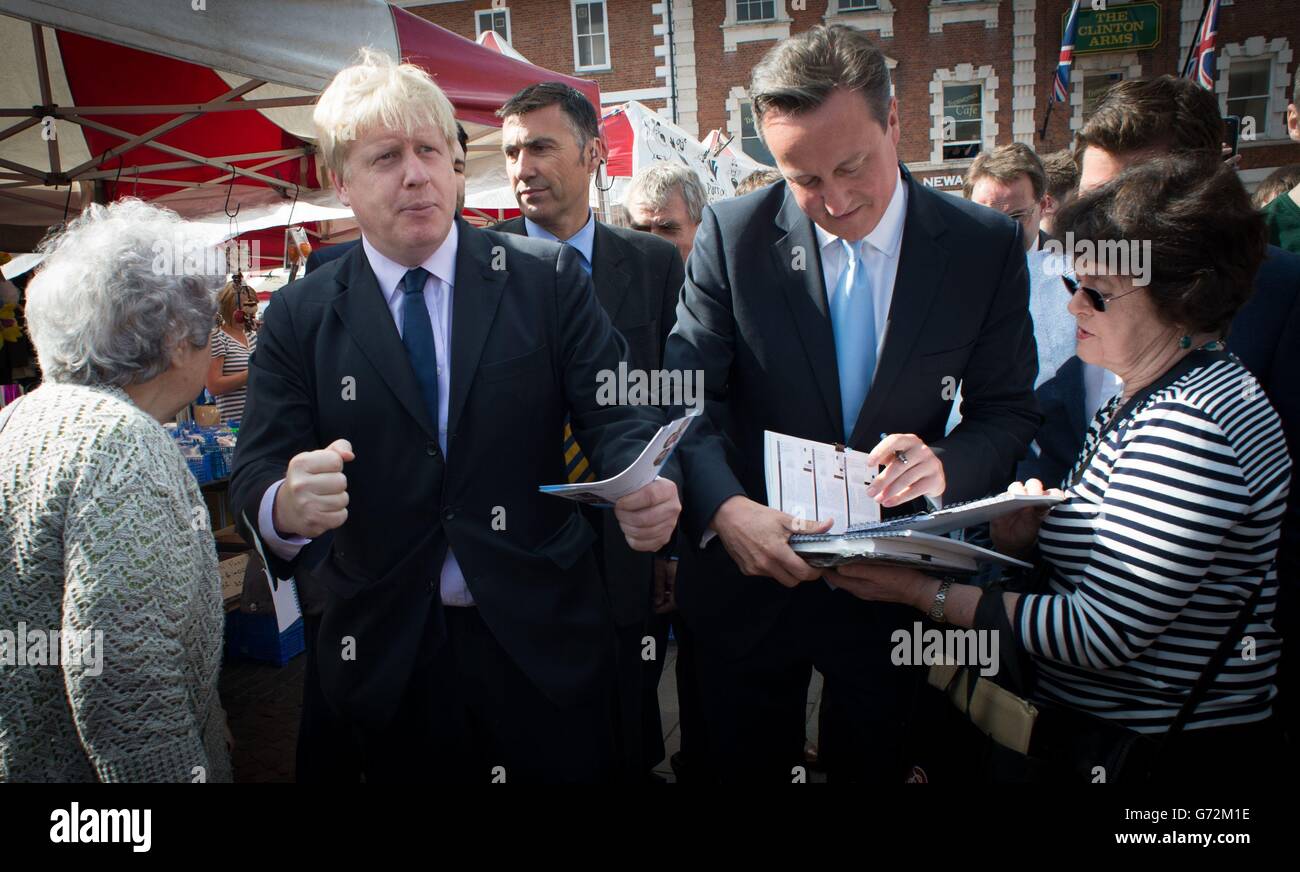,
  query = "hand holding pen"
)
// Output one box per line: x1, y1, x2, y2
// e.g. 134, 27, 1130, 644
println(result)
864, 432, 947, 508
